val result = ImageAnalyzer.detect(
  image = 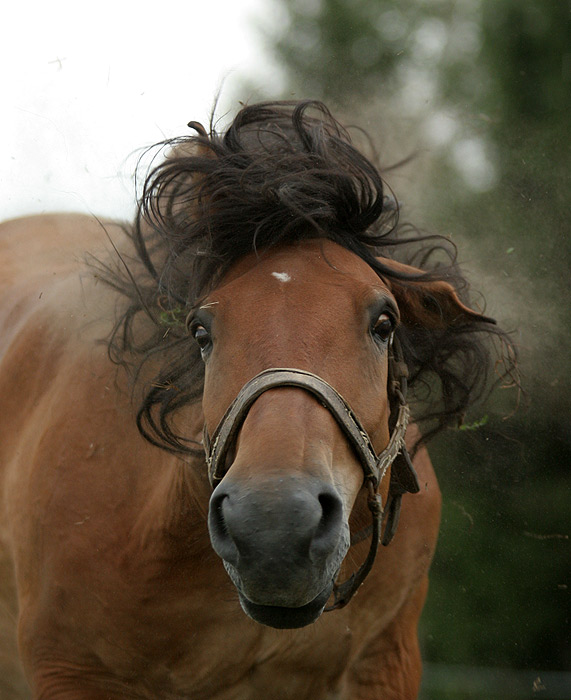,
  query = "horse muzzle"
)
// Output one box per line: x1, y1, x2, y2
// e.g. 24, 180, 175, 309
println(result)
208, 474, 350, 628
203, 359, 418, 623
